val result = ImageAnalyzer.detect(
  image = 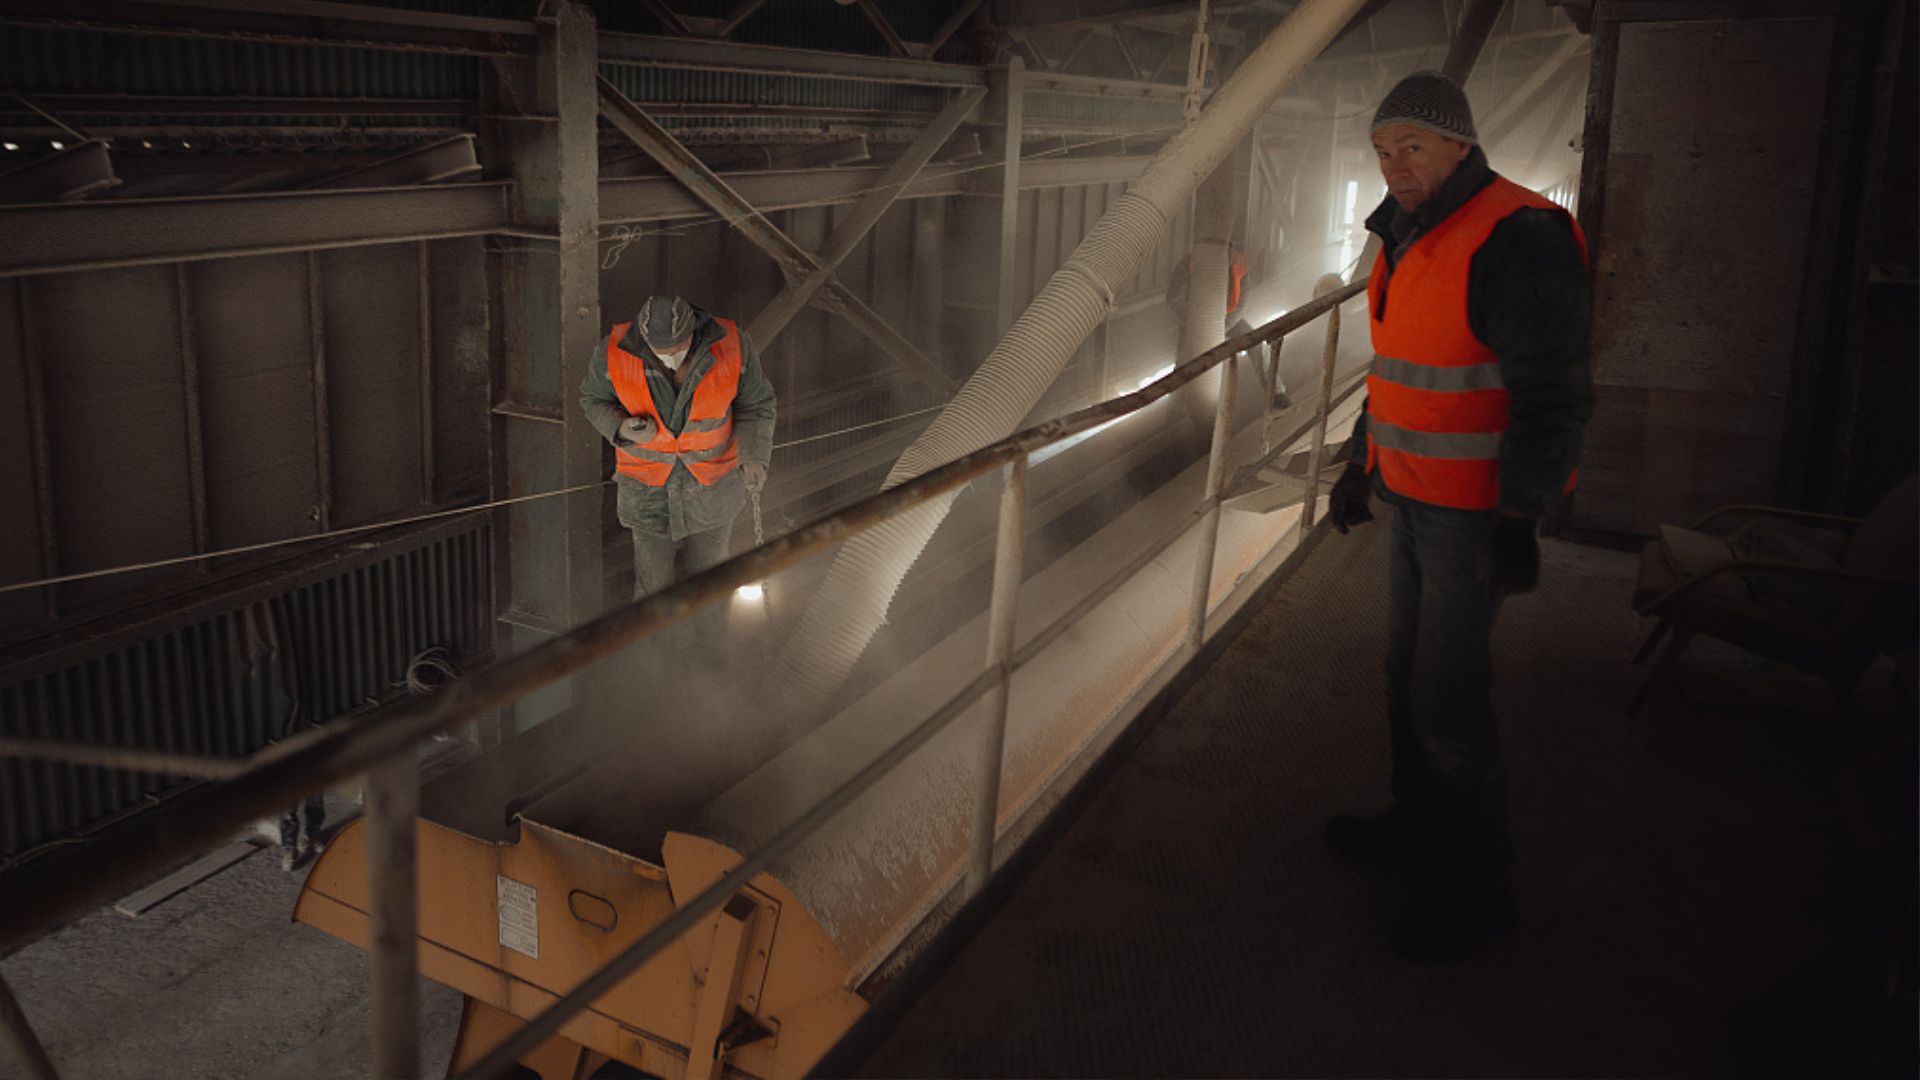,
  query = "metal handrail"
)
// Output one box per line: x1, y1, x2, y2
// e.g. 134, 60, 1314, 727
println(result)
0, 277, 1369, 1080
